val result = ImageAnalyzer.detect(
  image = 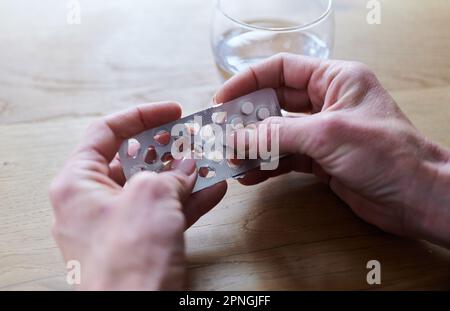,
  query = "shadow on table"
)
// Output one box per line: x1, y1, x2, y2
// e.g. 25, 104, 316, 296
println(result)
187, 173, 450, 290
